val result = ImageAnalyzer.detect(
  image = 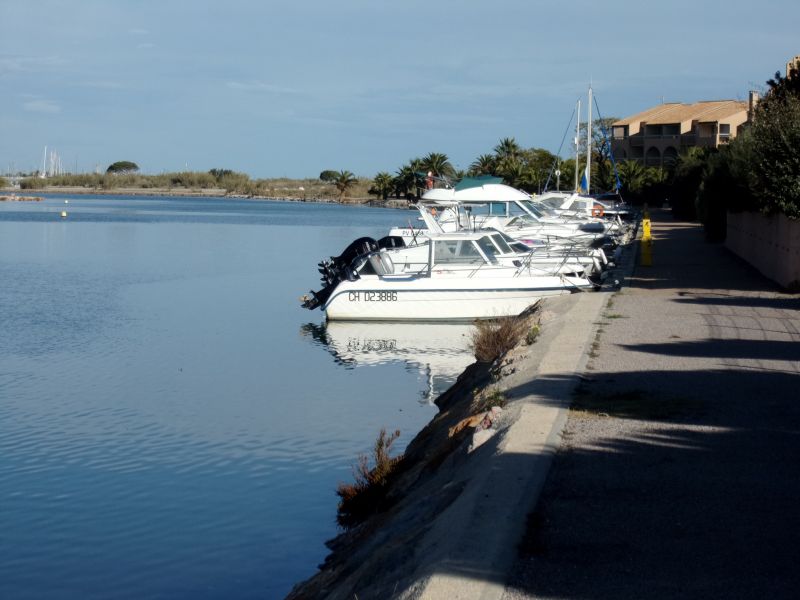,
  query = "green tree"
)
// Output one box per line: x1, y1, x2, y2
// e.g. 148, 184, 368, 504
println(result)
421, 152, 455, 179
494, 137, 522, 161
393, 164, 416, 199
668, 147, 711, 219
746, 67, 800, 218
617, 160, 649, 197
333, 170, 357, 201
696, 144, 752, 240
106, 161, 139, 174
209, 168, 234, 181
496, 157, 525, 188
469, 154, 497, 176
0, 176, 7, 188
368, 172, 394, 201
319, 170, 338, 182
